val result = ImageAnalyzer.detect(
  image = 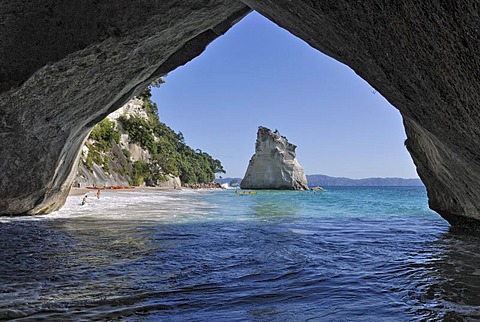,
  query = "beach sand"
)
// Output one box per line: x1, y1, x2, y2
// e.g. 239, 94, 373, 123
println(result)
68, 186, 177, 196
